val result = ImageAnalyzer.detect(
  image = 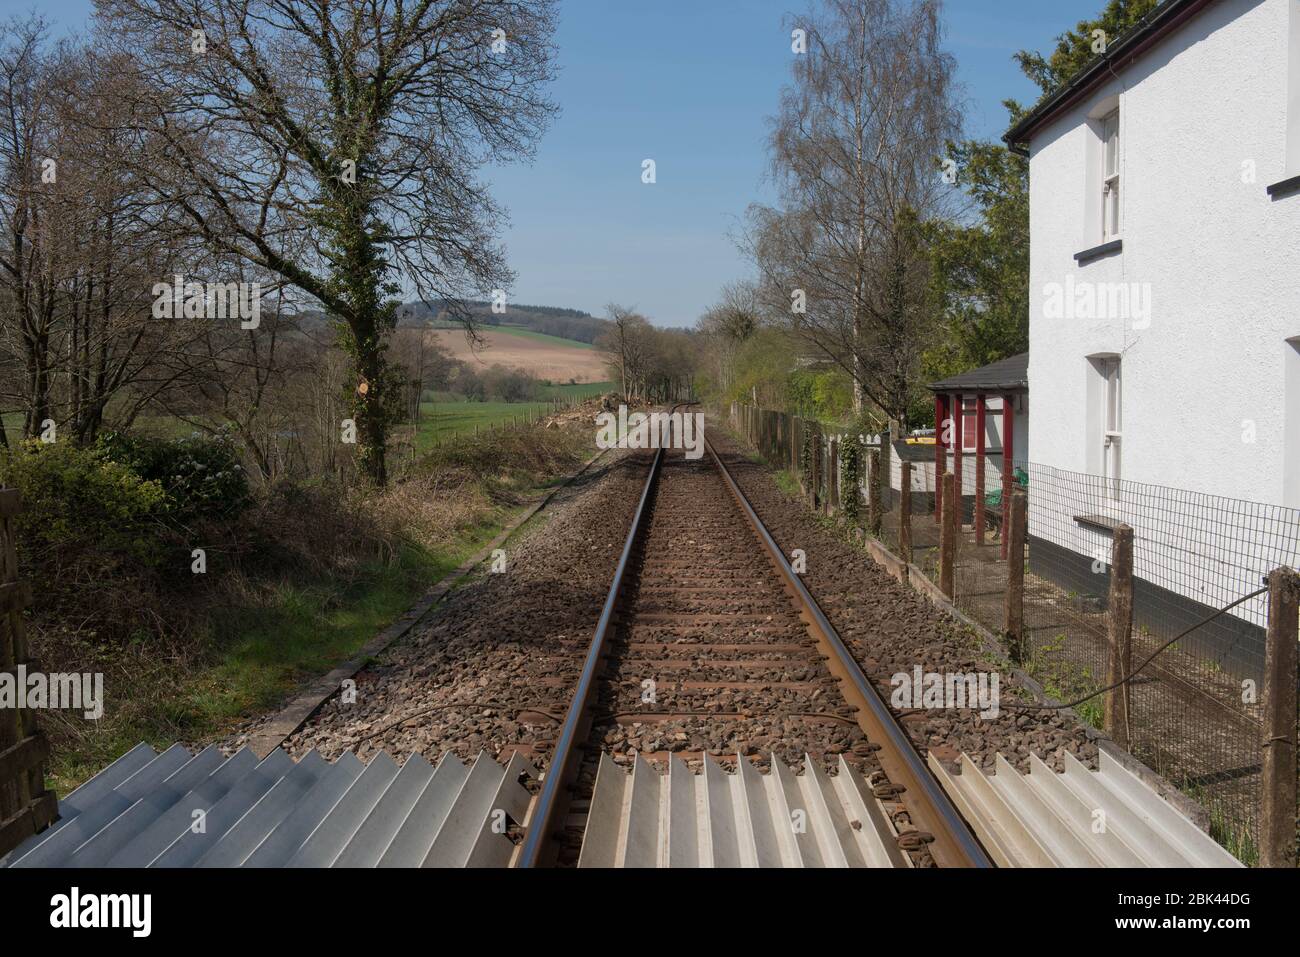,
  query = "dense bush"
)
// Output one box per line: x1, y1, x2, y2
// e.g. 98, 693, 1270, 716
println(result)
95, 431, 251, 521
0, 439, 170, 566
